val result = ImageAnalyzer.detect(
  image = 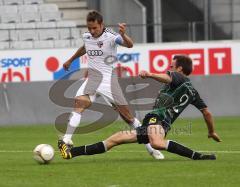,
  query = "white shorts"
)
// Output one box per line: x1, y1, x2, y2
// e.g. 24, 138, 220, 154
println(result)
75, 75, 128, 106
